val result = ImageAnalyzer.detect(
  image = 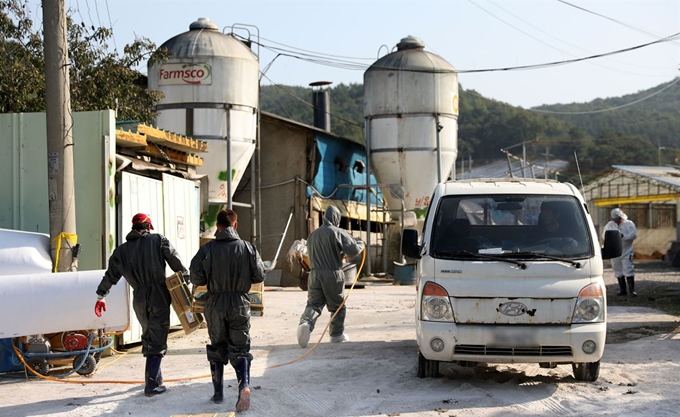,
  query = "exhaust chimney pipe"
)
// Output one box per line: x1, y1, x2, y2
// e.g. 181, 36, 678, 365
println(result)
310, 81, 332, 132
